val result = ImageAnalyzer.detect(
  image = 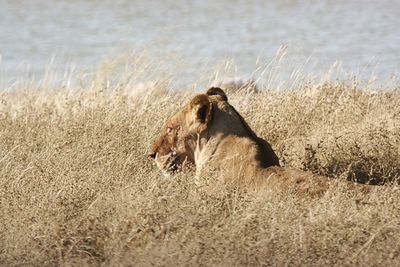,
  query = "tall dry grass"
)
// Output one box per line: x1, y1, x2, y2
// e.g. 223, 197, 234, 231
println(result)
0, 61, 399, 266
